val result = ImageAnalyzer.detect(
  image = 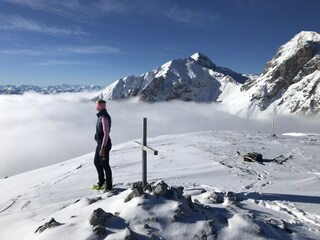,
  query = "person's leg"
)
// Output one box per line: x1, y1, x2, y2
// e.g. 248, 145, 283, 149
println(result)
101, 141, 112, 189
93, 144, 105, 187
